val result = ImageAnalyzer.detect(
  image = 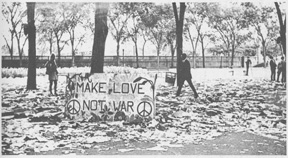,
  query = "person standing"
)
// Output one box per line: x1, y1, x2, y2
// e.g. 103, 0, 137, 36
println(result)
269, 56, 277, 81
245, 57, 252, 76
280, 56, 286, 83
176, 53, 199, 98
45, 54, 58, 95
276, 57, 283, 82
